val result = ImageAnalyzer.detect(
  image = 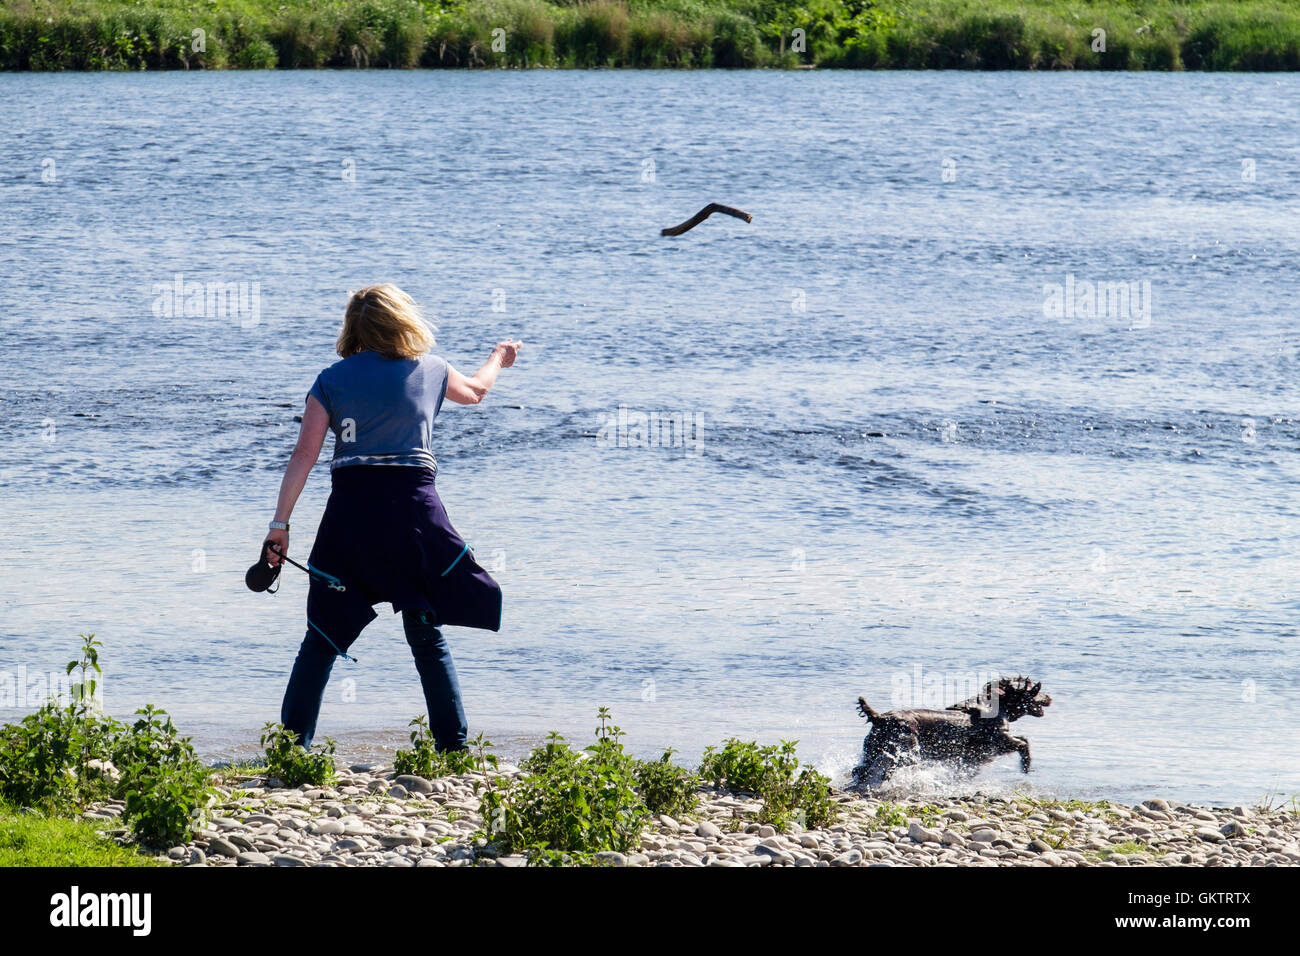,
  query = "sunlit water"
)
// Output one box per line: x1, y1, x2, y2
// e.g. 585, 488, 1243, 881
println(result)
2, 71, 1299, 806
